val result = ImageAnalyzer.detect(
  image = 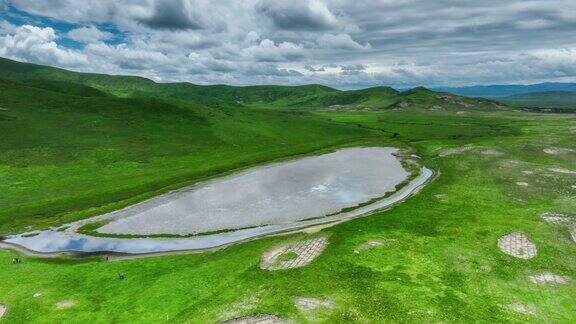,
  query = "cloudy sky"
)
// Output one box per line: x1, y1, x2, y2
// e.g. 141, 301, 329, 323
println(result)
1, 0, 576, 89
